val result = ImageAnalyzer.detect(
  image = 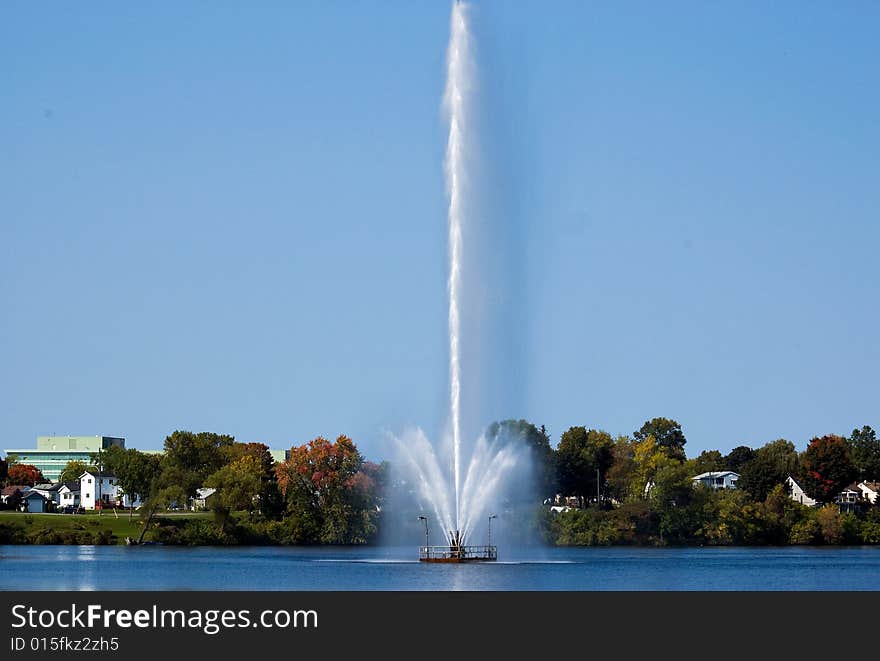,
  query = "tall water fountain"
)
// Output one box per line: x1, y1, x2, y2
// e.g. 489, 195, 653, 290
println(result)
392, 1, 529, 562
